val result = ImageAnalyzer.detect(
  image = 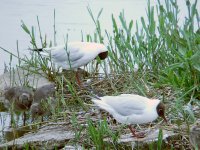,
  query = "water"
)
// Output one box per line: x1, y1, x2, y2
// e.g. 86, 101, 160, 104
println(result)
1, 0, 199, 74
0, 0, 151, 73
0, 0, 199, 144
